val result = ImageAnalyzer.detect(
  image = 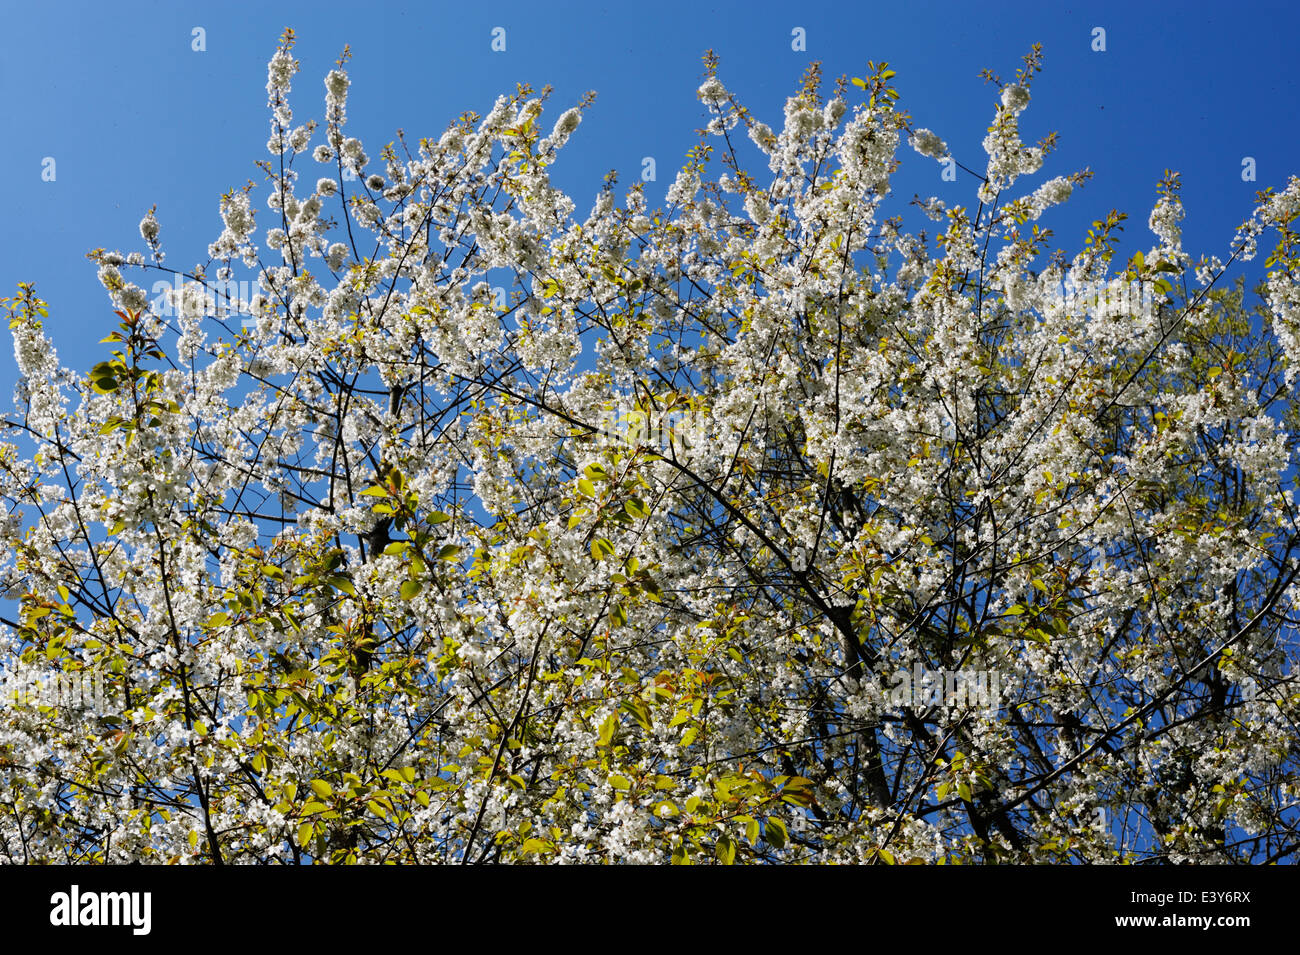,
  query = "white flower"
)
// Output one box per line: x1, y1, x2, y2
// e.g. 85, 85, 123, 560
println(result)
547, 107, 582, 149
325, 69, 349, 102
266, 48, 297, 95
1149, 195, 1184, 253
697, 77, 728, 105
748, 121, 775, 152
824, 97, 847, 127
1001, 84, 1030, 112
326, 242, 349, 271
139, 212, 160, 243
910, 128, 947, 159
118, 284, 148, 312
221, 193, 255, 239
552, 108, 581, 138
97, 264, 123, 291
1029, 176, 1073, 216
